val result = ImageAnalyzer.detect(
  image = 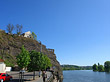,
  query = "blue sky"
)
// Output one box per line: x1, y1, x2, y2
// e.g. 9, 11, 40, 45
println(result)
0, 0, 110, 66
